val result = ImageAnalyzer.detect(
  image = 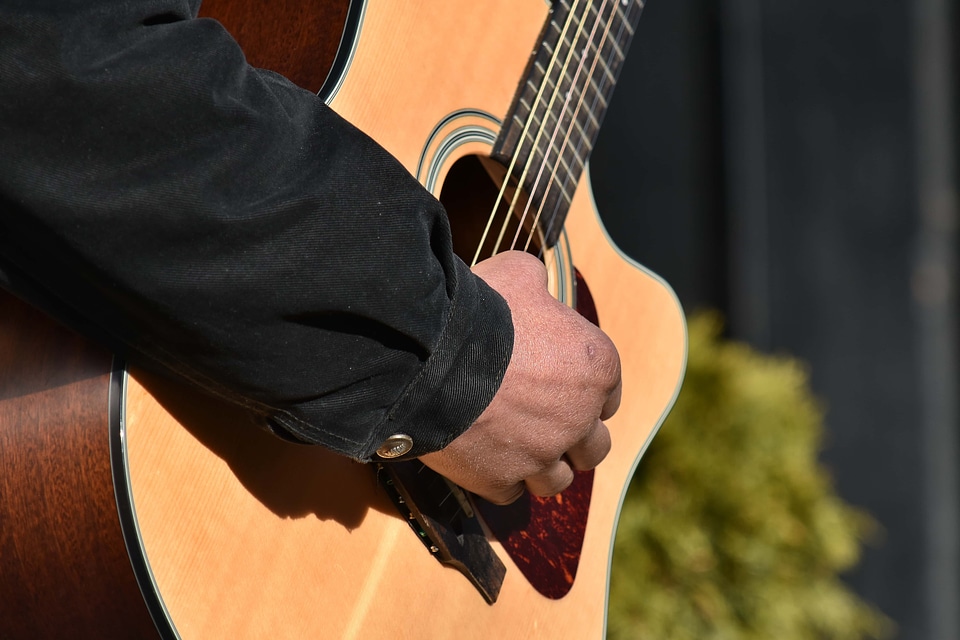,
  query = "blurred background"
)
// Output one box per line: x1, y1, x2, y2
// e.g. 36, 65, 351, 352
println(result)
591, 0, 958, 638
